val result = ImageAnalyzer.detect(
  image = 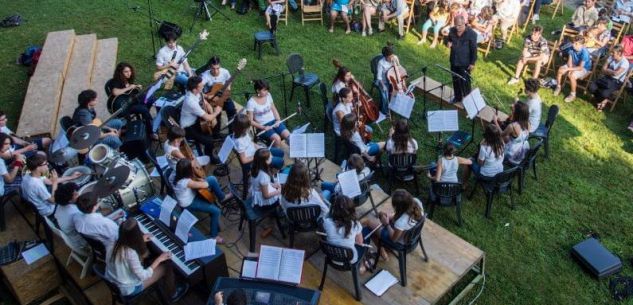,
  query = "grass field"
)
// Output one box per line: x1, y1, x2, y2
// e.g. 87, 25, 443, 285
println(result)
1, 1, 633, 304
